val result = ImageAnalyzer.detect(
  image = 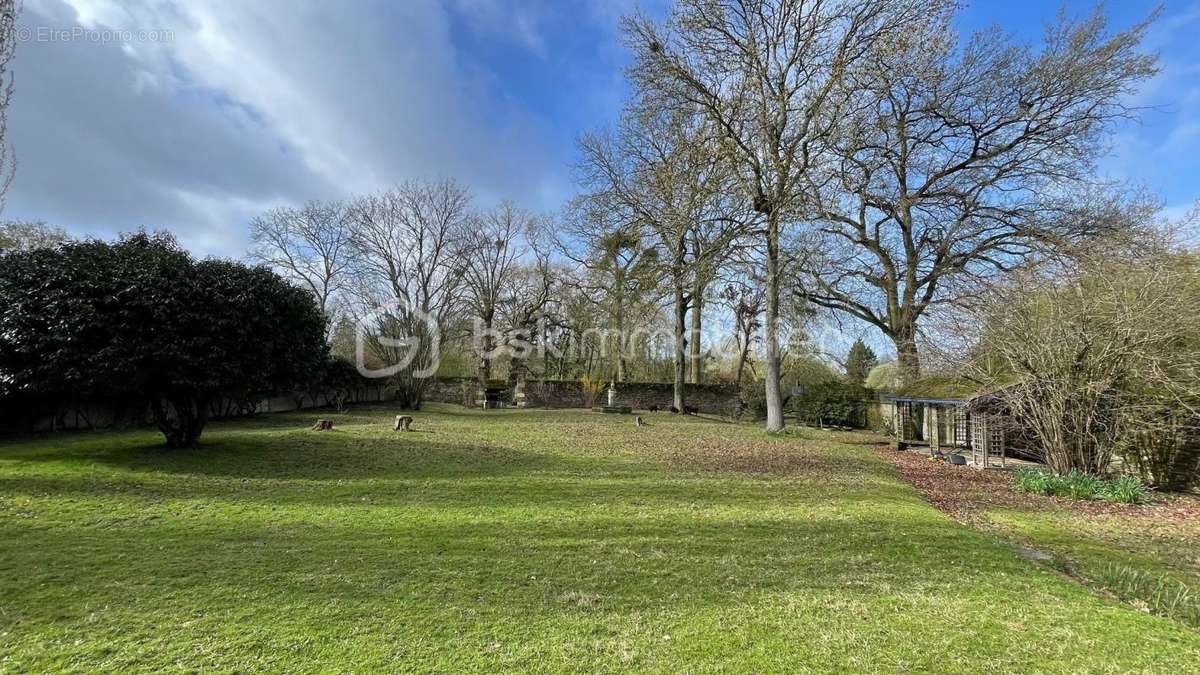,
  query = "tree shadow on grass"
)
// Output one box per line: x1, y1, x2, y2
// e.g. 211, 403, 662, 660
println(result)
5, 433, 579, 478
0, 404, 915, 510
